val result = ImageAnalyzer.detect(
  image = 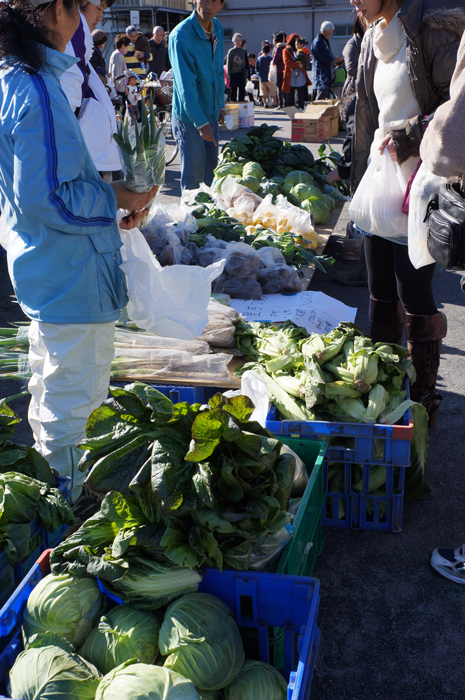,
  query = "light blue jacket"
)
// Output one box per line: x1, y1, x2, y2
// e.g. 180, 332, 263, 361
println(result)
0, 47, 127, 325
169, 11, 225, 128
